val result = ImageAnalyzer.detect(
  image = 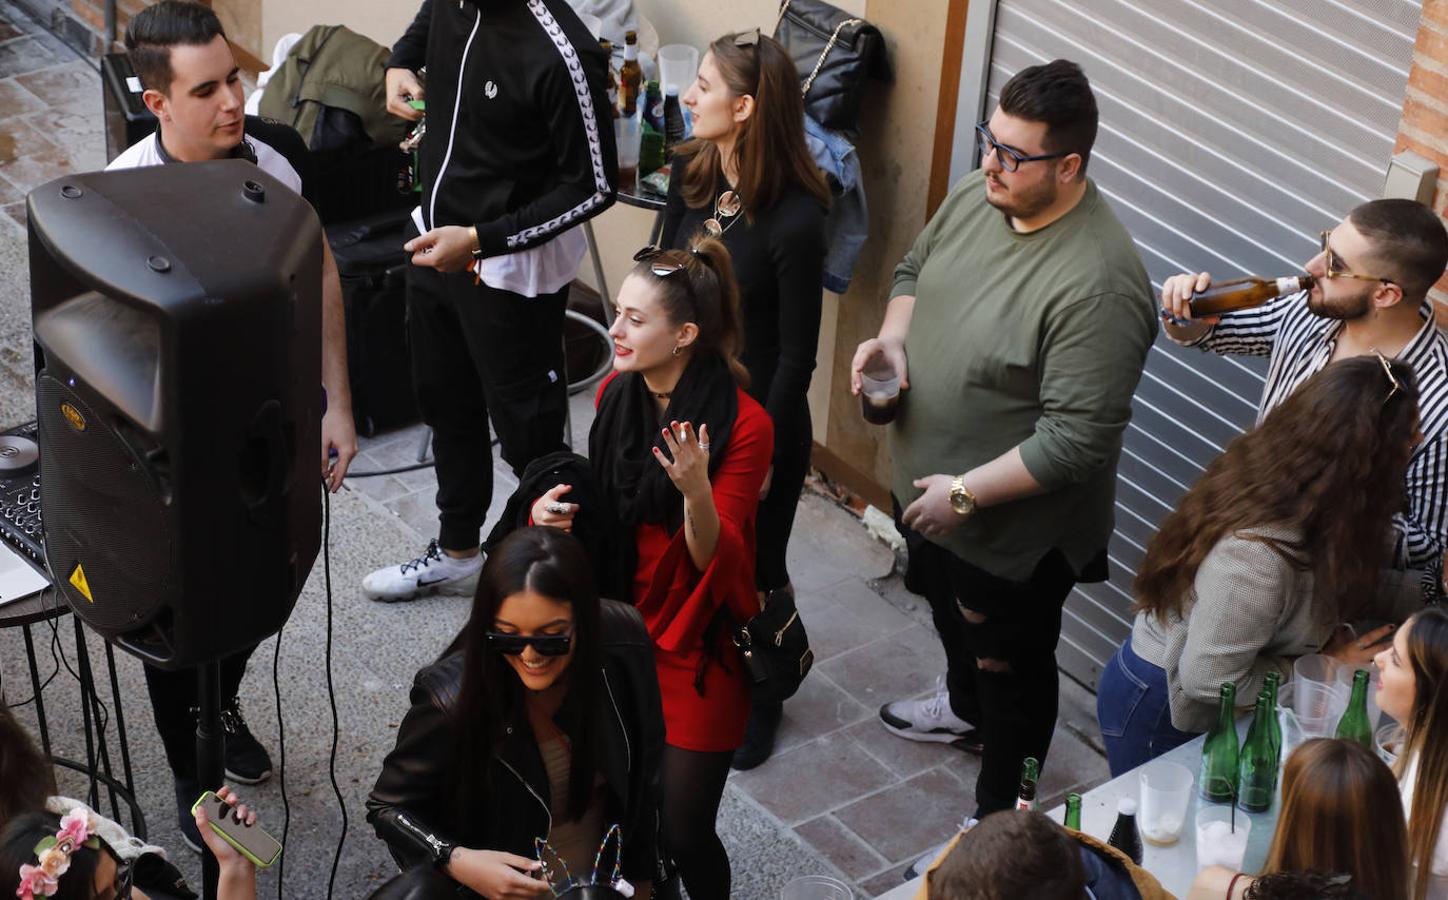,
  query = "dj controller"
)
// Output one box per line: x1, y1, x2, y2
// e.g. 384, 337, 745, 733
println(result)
0, 421, 43, 566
